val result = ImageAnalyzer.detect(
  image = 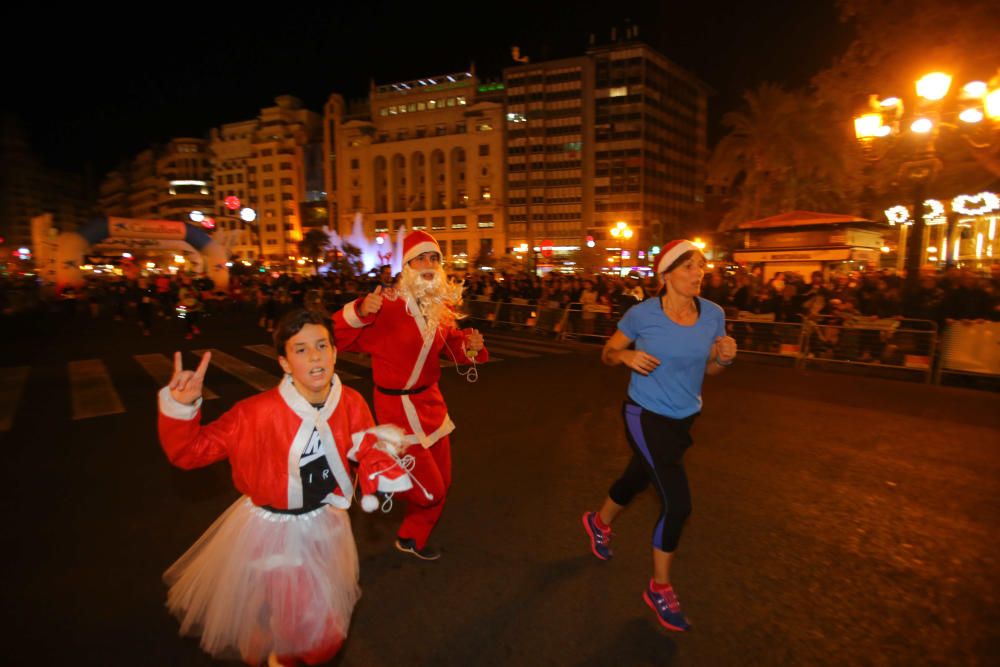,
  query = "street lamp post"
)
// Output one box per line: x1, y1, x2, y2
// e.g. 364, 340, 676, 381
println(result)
853, 70, 1000, 314
609, 221, 633, 276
